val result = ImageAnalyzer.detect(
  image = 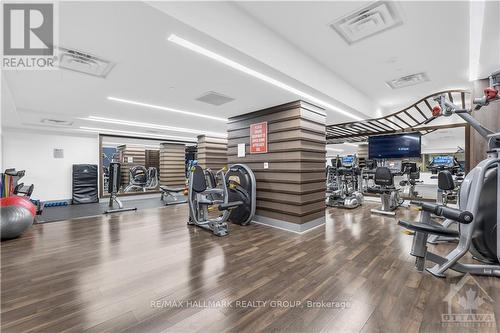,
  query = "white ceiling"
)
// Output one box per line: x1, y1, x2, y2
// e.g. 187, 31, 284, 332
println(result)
237, 1, 475, 113
2, 1, 298, 140
2, 1, 499, 141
